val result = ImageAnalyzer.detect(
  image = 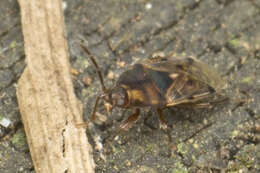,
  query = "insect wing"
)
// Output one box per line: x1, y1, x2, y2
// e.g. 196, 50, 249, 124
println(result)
141, 56, 225, 107
141, 56, 225, 92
